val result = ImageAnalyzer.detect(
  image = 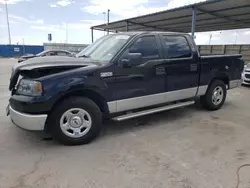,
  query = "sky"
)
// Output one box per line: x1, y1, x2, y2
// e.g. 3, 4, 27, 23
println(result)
0, 0, 250, 45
